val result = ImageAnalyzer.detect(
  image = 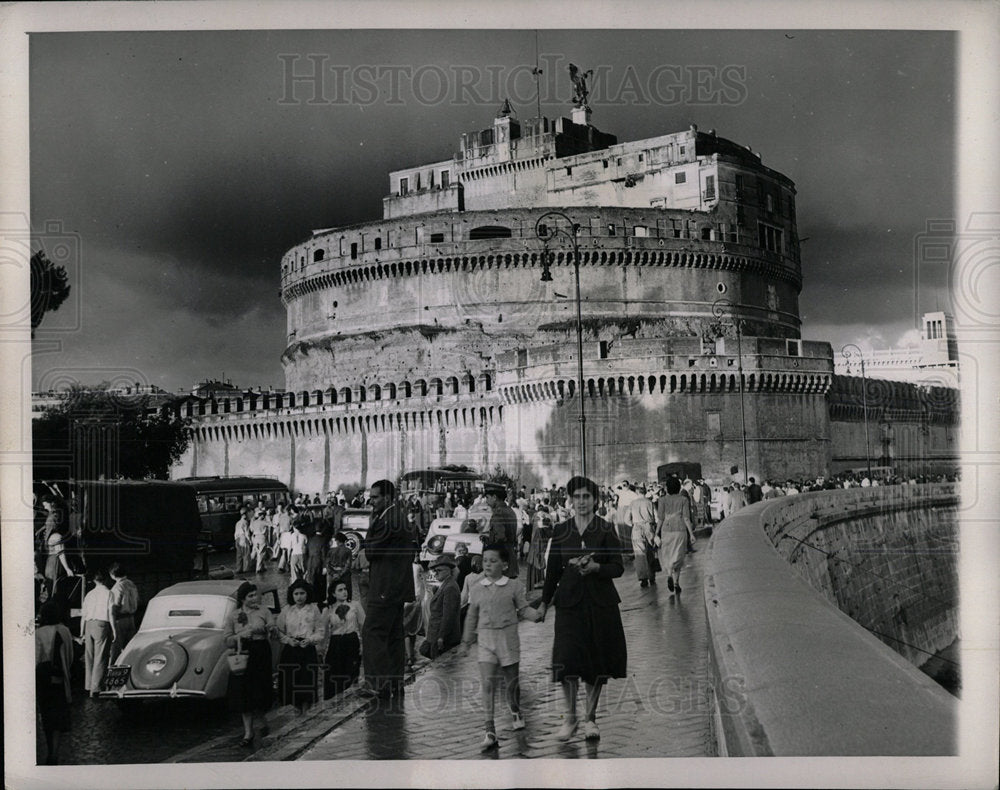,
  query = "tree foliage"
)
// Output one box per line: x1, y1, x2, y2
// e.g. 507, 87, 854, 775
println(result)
485, 464, 518, 493
30, 250, 71, 337
33, 383, 191, 481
